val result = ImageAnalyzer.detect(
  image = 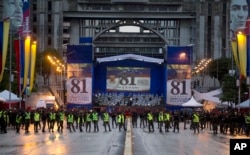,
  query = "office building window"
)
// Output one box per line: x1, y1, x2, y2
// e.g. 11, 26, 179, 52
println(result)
48, 14, 52, 22
48, 1, 52, 11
